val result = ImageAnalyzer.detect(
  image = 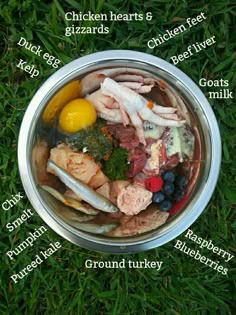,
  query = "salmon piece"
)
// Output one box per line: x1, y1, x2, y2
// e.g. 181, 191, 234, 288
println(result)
48, 143, 101, 185
88, 169, 108, 189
